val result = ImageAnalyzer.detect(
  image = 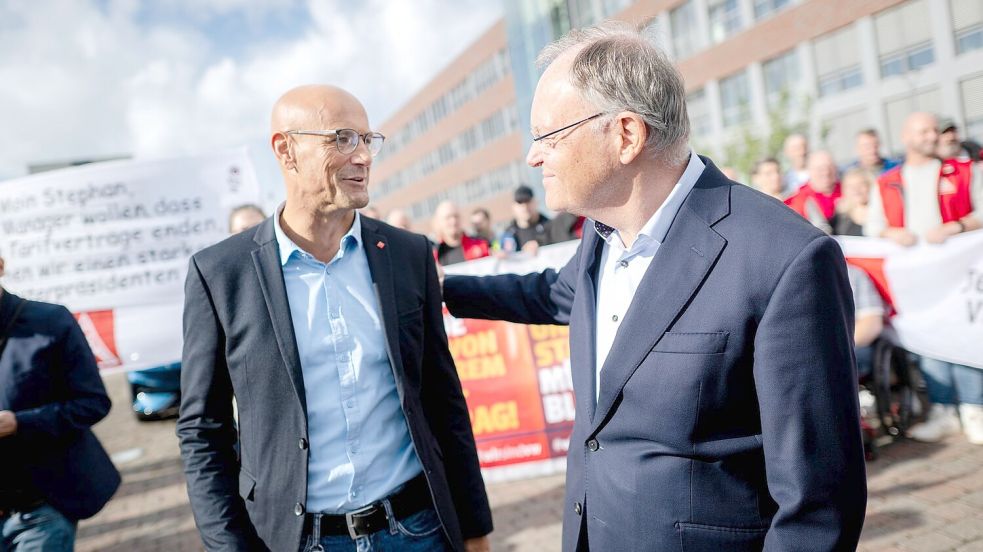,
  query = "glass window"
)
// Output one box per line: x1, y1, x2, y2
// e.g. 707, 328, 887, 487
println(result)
687, 89, 712, 141
951, 0, 983, 54
753, 0, 791, 20
719, 71, 751, 128
762, 49, 799, 104
822, 109, 869, 164
875, 0, 934, 78
670, 1, 703, 60
962, 74, 983, 140
708, 0, 743, 44
813, 25, 863, 97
